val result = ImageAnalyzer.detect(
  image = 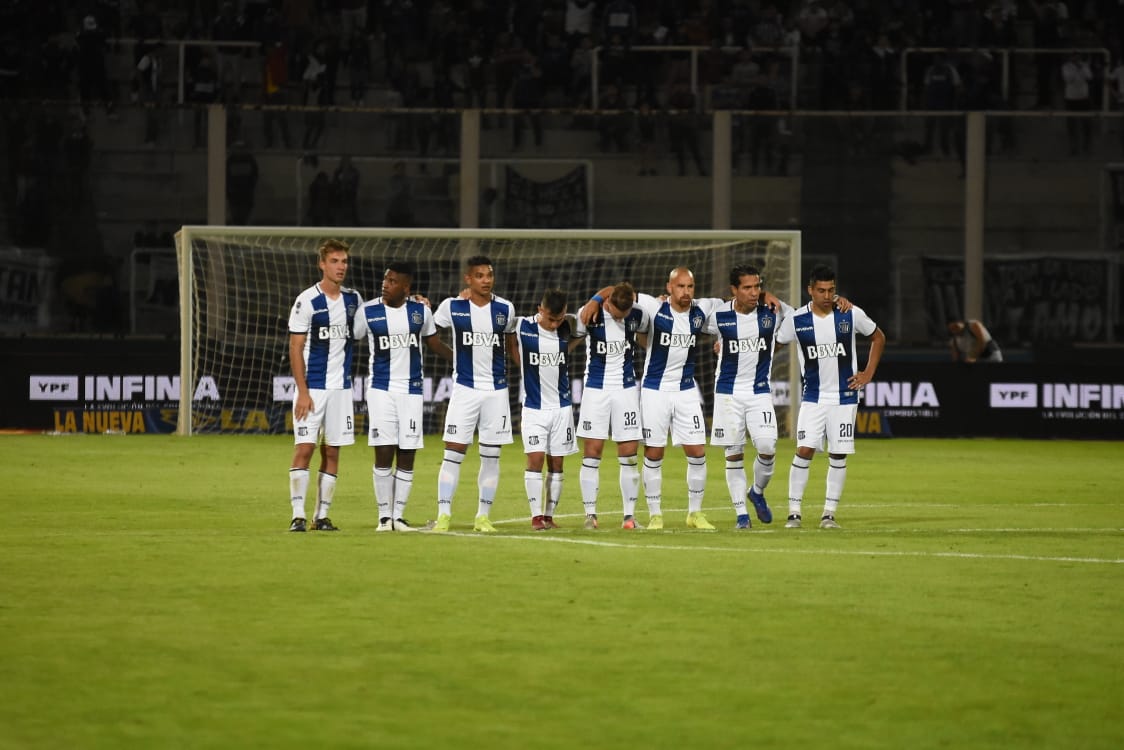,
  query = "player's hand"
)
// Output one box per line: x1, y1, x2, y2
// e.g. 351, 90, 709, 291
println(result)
761, 291, 781, 311
712, 339, 721, 355
458, 287, 470, 299
834, 295, 853, 312
847, 371, 872, 390
413, 293, 432, 307
579, 299, 602, 325
293, 392, 314, 421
